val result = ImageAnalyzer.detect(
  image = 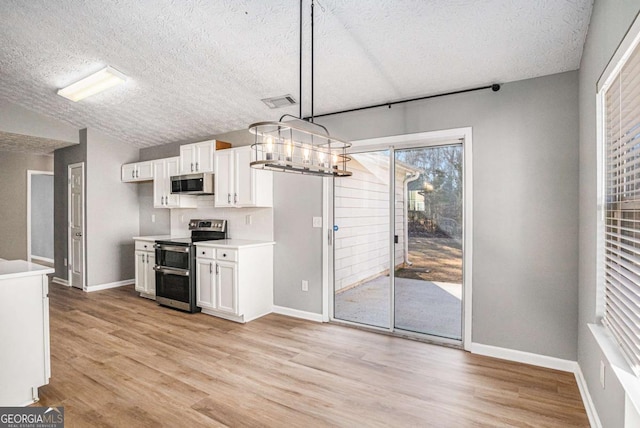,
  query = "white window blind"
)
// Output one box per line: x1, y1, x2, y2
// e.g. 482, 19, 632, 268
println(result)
604, 35, 640, 375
